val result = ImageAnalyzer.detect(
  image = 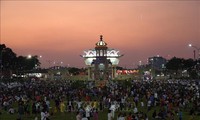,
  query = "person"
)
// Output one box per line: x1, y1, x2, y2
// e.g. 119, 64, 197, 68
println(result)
76, 112, 82, 120
93, 100, 97, 110
41, 109, 50, 120
41, 110, 46, 120
144, 113, 148, 120
110, 104, 116, 118
68, 100, 72, 112
60, 101, 65, 113
178, 110, 183, 120
32, 102, 37, 115
93, 109, 98, 120
108, 110, 113, 120
8, 107, 15, 114
85, 104, 91, 120
81, 114, 88, 120
147, 100, 151, 111
133, 107, 138, 114
127, 112, 132, 120
117, 112, 122, 120
140, 101, 144, 107
152, 110, 157, 119
0, 109, 1, 115
18, 102, 24, 120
